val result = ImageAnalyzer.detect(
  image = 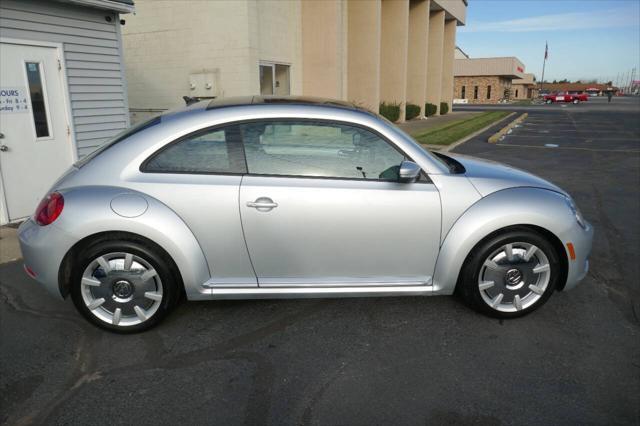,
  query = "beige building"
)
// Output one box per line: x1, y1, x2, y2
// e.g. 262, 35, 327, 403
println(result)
453, 56, 528, 104
122, 0, 466, 123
